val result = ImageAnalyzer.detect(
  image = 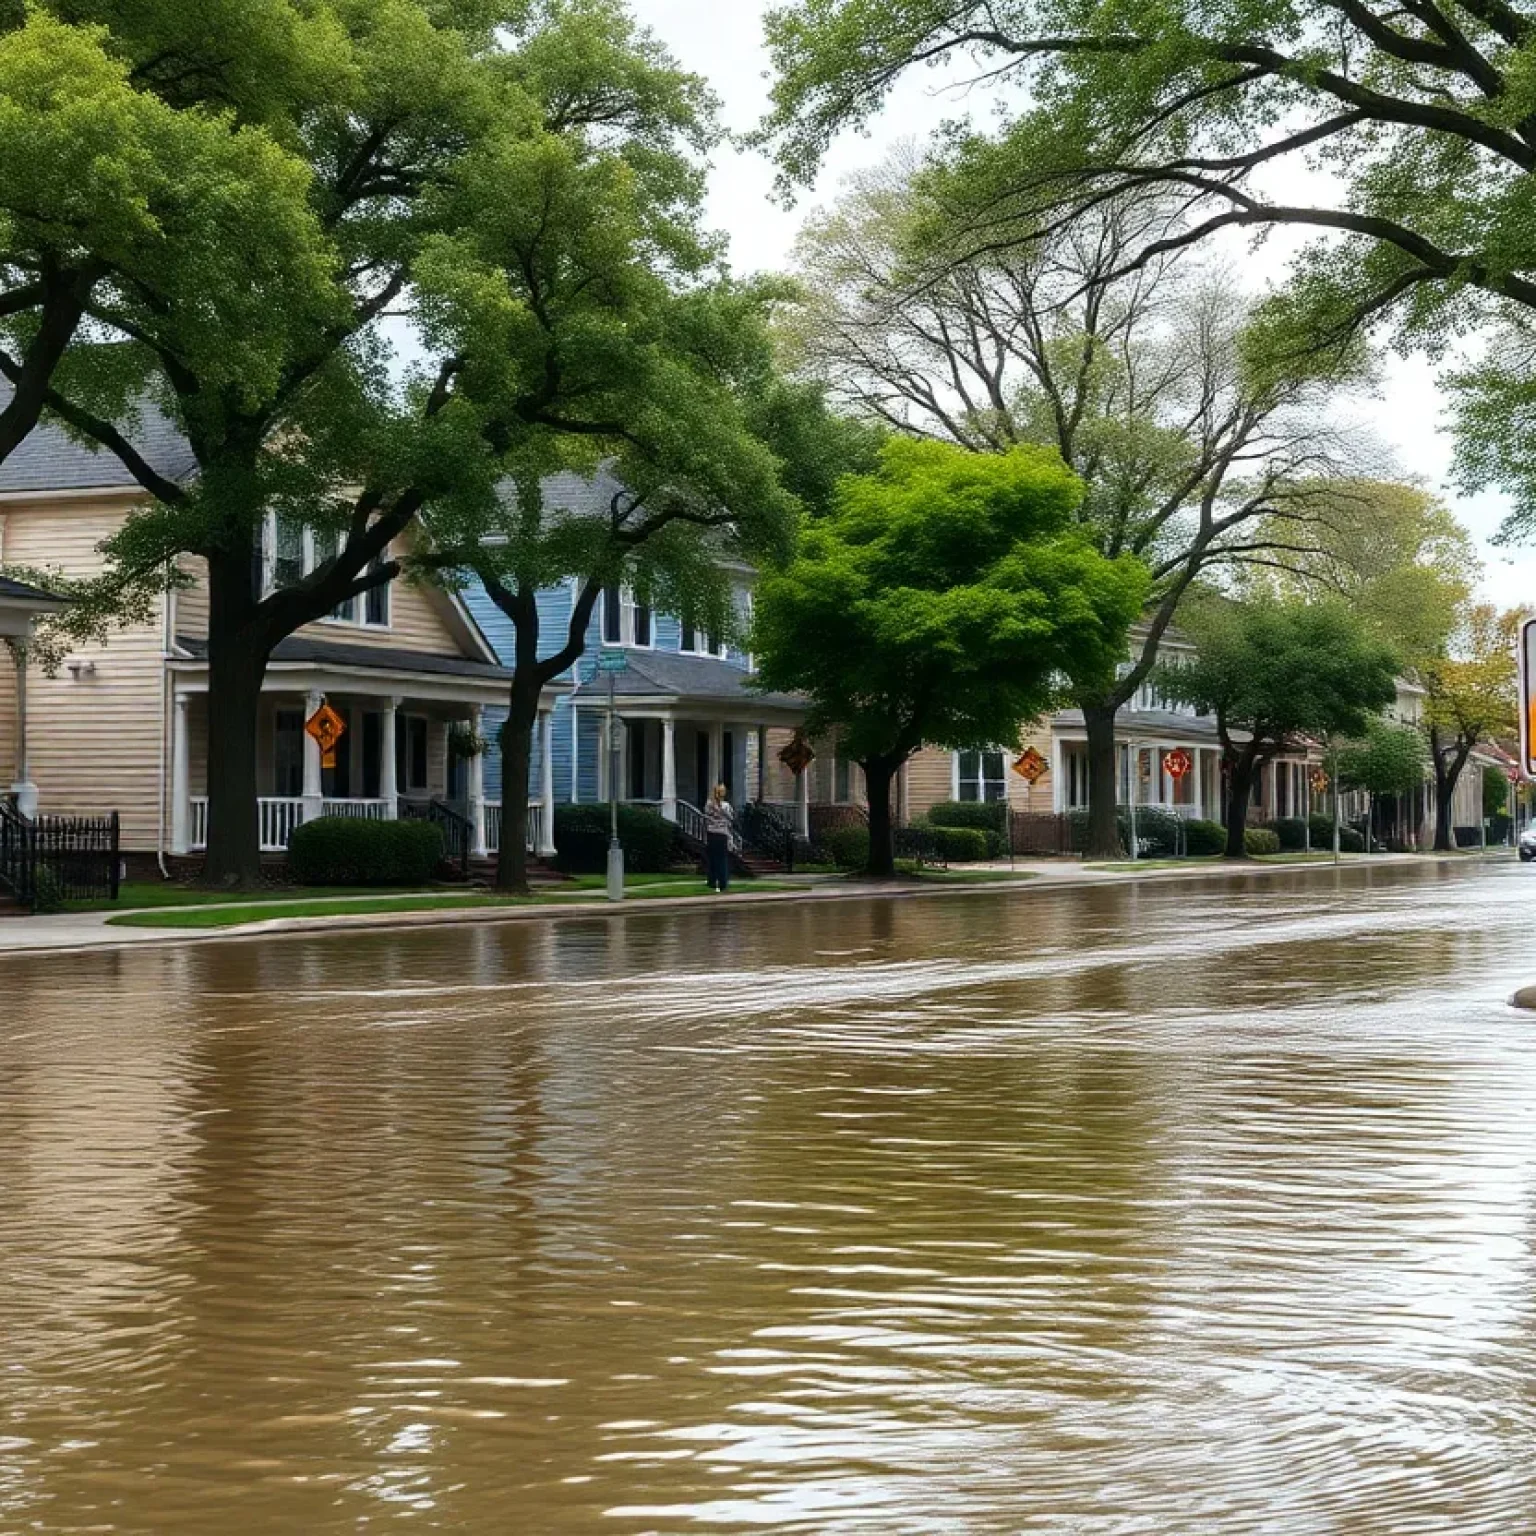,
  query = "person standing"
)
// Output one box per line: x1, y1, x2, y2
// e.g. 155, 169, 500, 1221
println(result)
703, 782, 735, 893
